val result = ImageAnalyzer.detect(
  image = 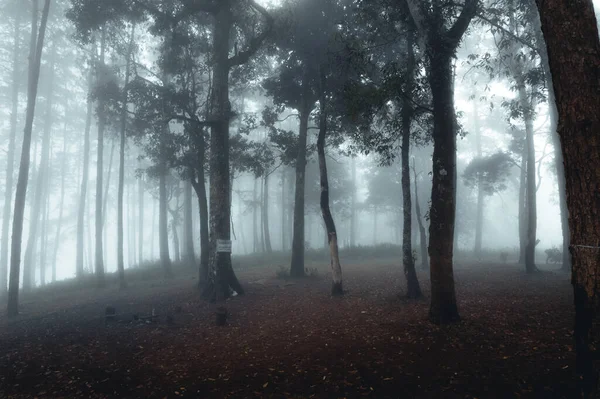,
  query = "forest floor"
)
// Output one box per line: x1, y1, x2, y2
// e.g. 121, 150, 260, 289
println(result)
0, 260, 576, 399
